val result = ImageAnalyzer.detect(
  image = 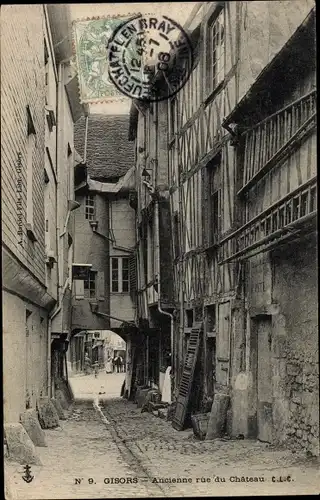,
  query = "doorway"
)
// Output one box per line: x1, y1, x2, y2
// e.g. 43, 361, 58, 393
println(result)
255, 315, 273, 443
